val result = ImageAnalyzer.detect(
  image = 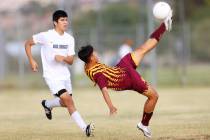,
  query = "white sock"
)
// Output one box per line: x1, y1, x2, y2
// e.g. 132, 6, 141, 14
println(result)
45, 97, 61, 109
71, 111, 87, 131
